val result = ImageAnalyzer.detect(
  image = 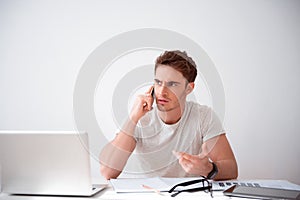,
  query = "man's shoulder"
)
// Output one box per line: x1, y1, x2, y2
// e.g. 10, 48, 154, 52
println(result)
187, 101, 212, 112
185, 101, 215, 122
